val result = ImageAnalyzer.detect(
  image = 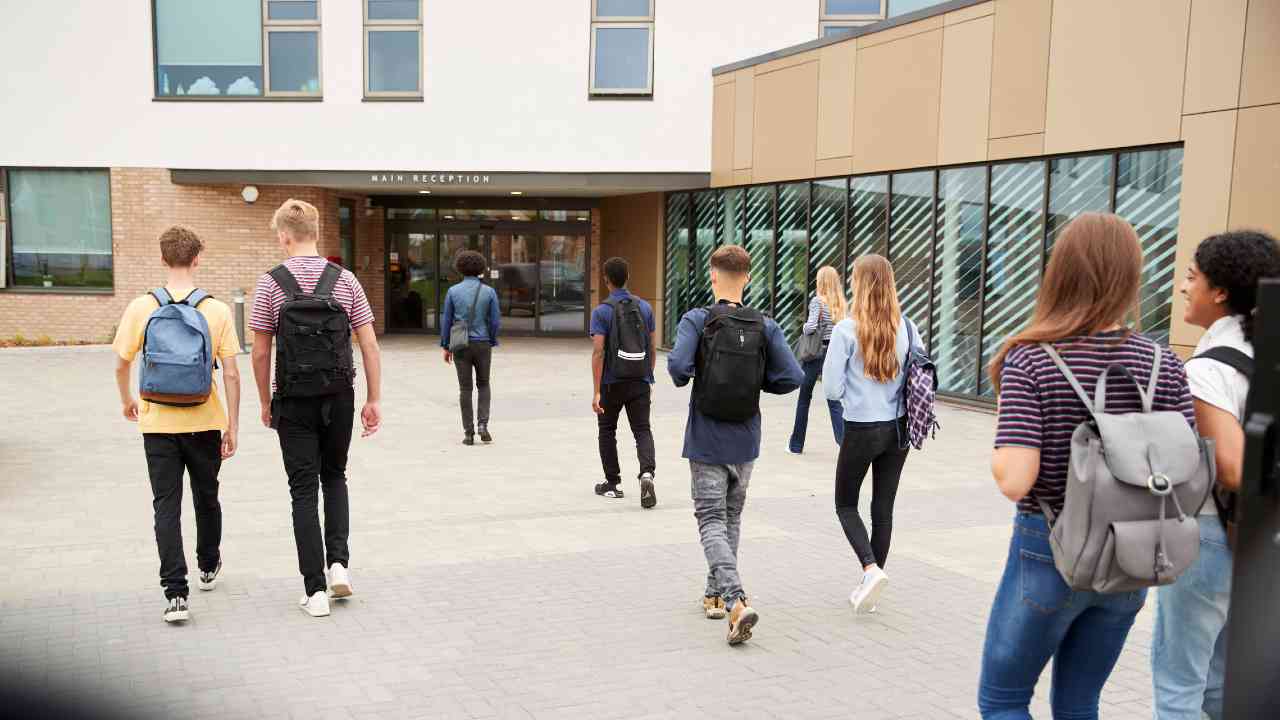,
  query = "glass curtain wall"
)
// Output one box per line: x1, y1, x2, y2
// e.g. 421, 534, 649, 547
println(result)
660, 145, 1184, 400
